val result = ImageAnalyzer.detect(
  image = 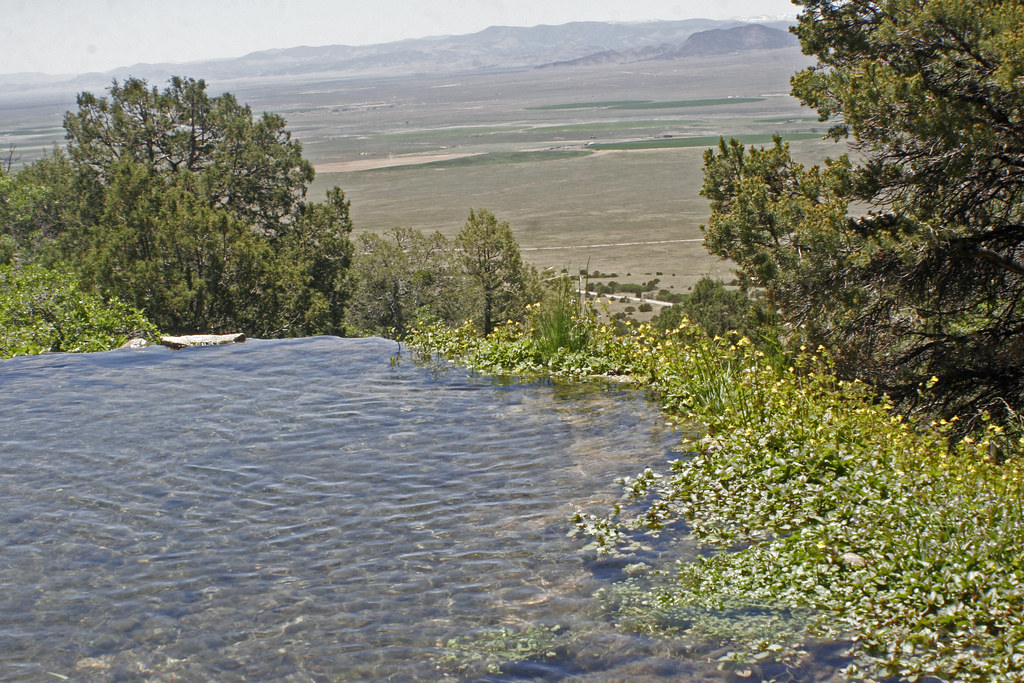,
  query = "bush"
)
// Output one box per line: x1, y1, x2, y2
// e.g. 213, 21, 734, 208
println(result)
0, 264, 158, 357
681, 276, 756, 338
